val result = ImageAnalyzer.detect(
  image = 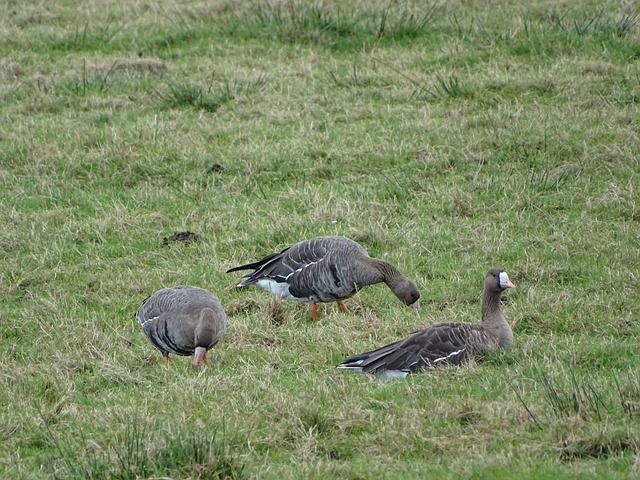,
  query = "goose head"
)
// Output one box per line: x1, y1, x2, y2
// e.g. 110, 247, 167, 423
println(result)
485, 268, 516, 293
391, 278, 421, 309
